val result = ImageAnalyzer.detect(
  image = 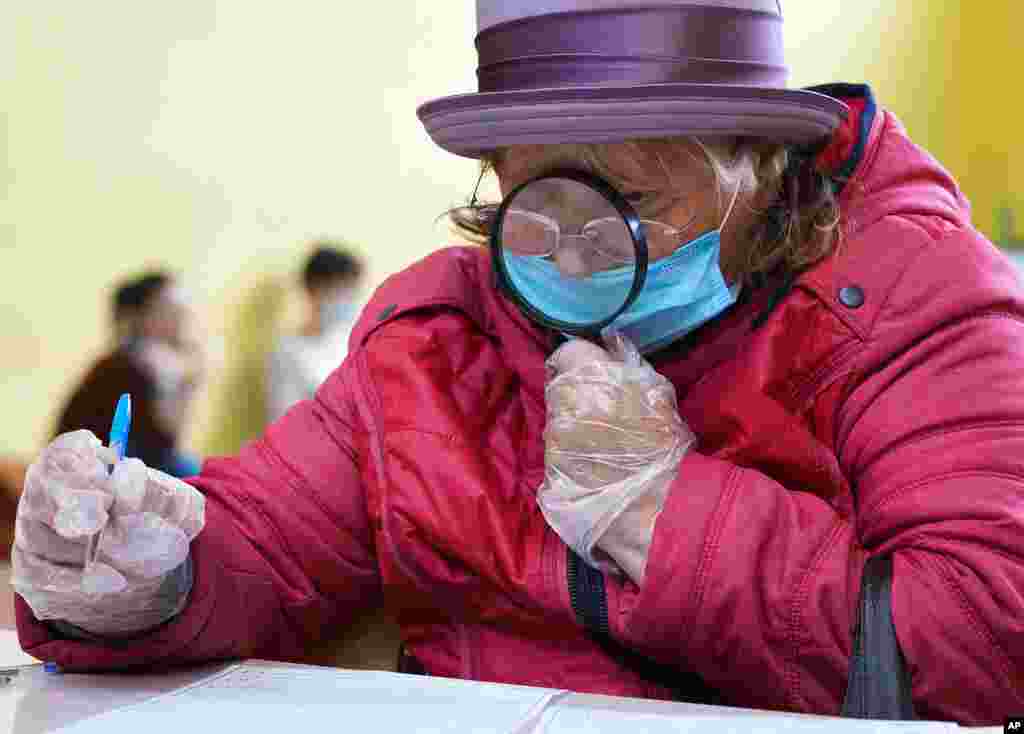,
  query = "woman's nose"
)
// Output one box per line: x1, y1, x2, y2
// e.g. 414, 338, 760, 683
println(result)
552, 245, 589, 278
